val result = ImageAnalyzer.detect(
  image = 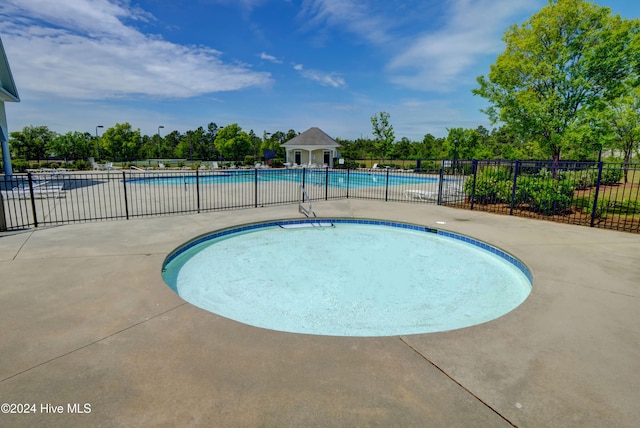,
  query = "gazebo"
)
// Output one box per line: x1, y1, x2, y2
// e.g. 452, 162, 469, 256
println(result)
0, 37, 20, 175
281, 127, 341, 167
